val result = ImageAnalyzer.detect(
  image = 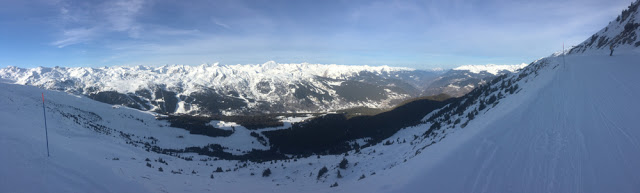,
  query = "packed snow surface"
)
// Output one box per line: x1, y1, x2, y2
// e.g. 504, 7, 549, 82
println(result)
347, 54, 640, 192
